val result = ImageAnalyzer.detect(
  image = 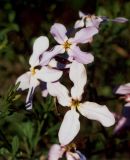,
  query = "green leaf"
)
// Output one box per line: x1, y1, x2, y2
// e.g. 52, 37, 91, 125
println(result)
11, 136, 19, 156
